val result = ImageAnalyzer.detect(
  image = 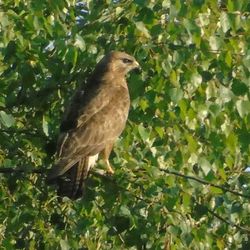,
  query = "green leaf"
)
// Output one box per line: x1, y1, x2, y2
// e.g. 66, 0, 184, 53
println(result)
74, 35, 86, 51
193, 204, 208, 219
236, 100, 250, 118
169, 70, 178, 85
182, 193, 191, 208
64, 47, 78, 67
243, 52, 250, 68
219, 86, 233, 103
135, 21, 151, 38
155, 126, 164, 138
209, 103, 221, 117
60, 239, 70, 250
210, 186, 223, 195
185, 133, 198, 153
226, 133, 238, 154
198, 157, 211, 175
4, 40, 17, 61
138, 124, 149, 141
220, 12, 230, 33
169, 88, 183, 103
209, 36, 222, 50
231, 80, 248, 96
42, 115, 49, 136
1, 1, 249, 248
191, 72, 202, 85
139, 98, 149, 111
225, 51, 232, 67
0, 111, 15, 127
109, 215, 130, 235
119, 205, 131, 217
